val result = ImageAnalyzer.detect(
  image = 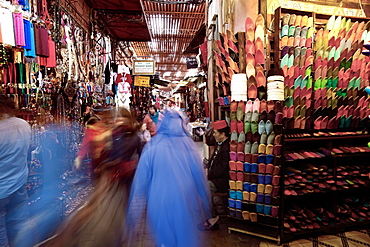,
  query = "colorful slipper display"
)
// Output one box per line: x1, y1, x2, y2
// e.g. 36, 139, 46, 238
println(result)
227, 14, 284, 225
226, 8, 370, 232
275, 10, 370, 131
